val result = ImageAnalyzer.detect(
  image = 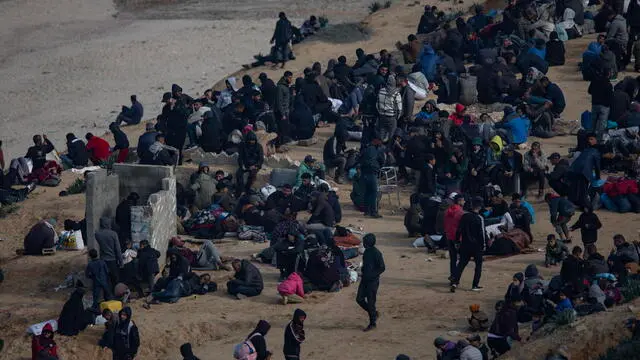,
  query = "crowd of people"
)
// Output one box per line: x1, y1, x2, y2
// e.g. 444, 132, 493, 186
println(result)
8, 0, 640, 357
